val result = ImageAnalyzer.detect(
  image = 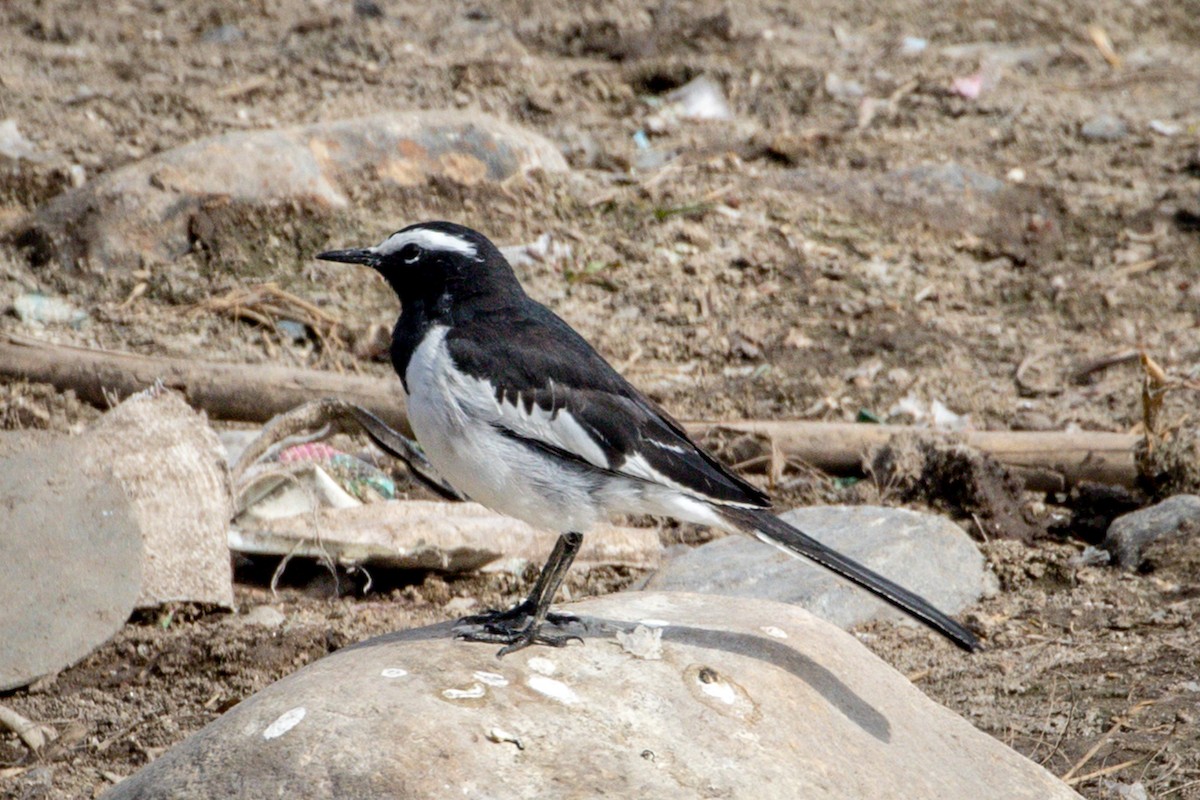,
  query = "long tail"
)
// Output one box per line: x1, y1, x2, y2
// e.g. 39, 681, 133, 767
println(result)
719, 506, 981, 652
